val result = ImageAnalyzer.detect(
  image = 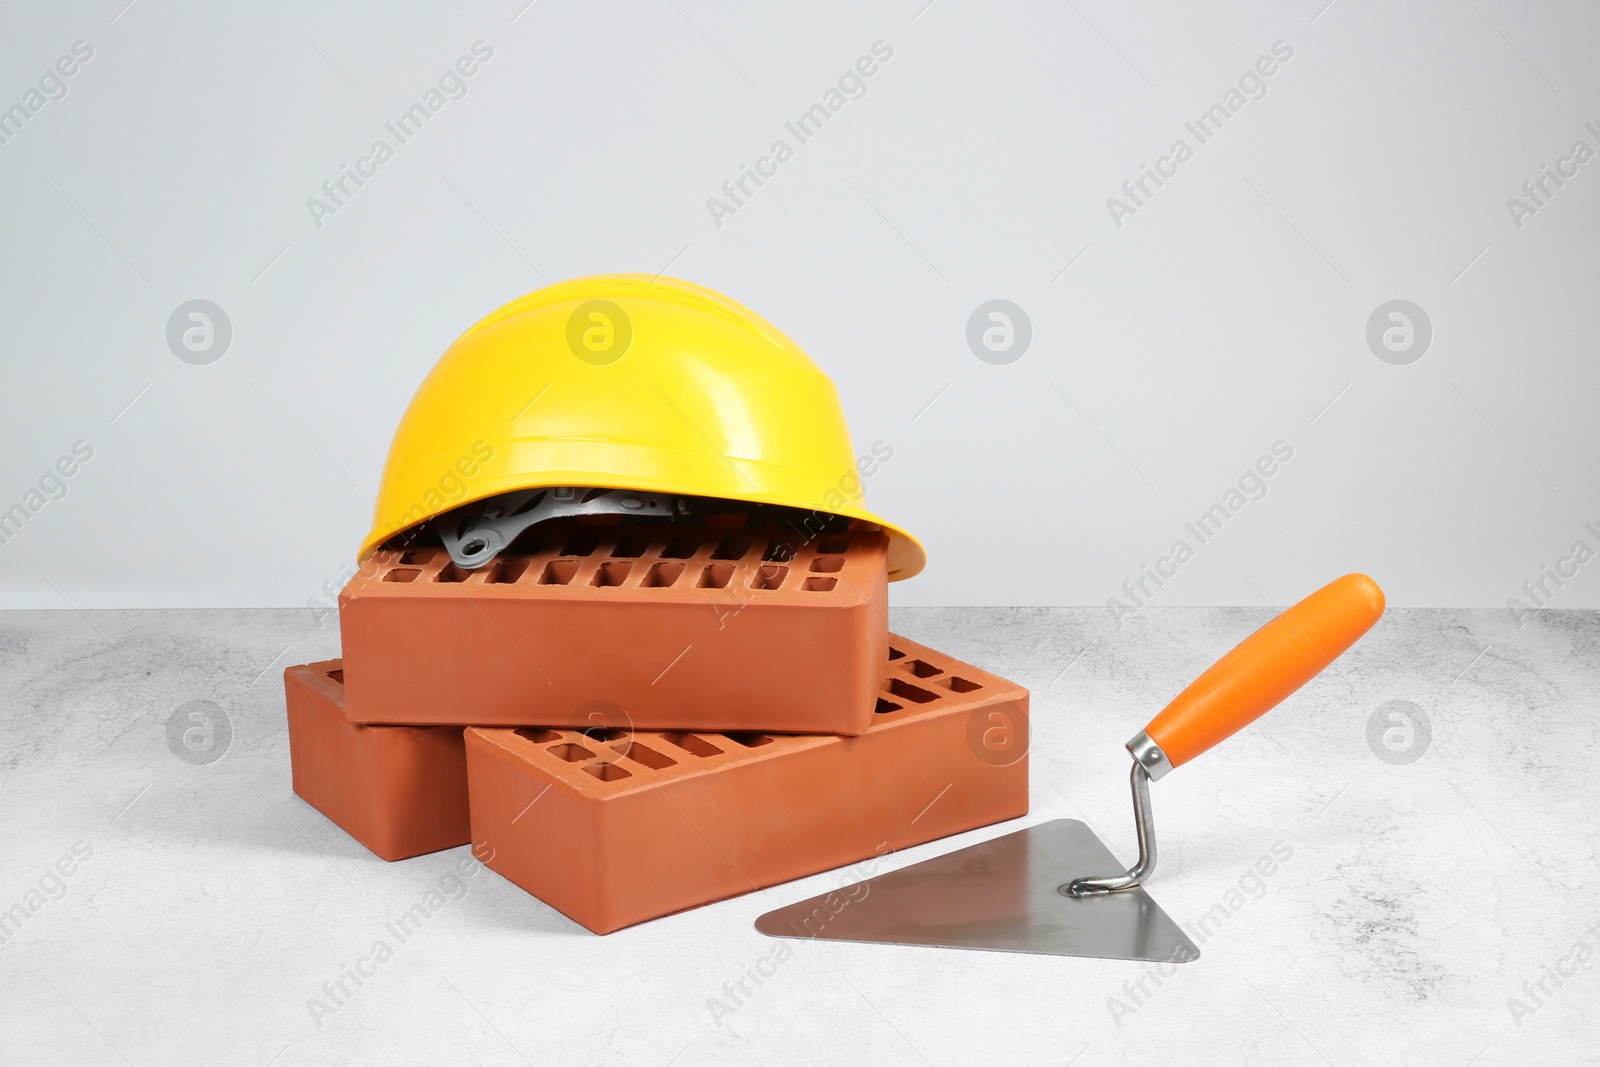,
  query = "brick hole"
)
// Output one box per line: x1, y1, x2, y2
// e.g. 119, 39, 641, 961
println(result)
540, 559, 580, 585
486, 558, 531, 584
874, 697, 902, 714
383, 568, 422, 583
660, 535, 700, 559
809, 556, 845, 573
903, 659, 942, 678
398, 550, 432, 565
549, 743, 594, 762
583, 762, 631, 782
751, 564, 788, 591
435, 563, 471, 584
580, 727, 628, 743
886, 678, 939, 704
562, 531, 601, 557
817, 538, 850, 554
515, 728, 561, 744
592, 561, 633, 587
803, 577, 836, 592
711, 536, 751, 561
613, 533, 651, 558
940, 676, 983, 693
725, 732, 775, 748
613, 741, 677, 770
660, 732, 722, 757
698, 562, 734, 589
325, 668, 344, 684
887, 646, 907, 660
642, 561, 685, 588
762, 541, 796, 563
